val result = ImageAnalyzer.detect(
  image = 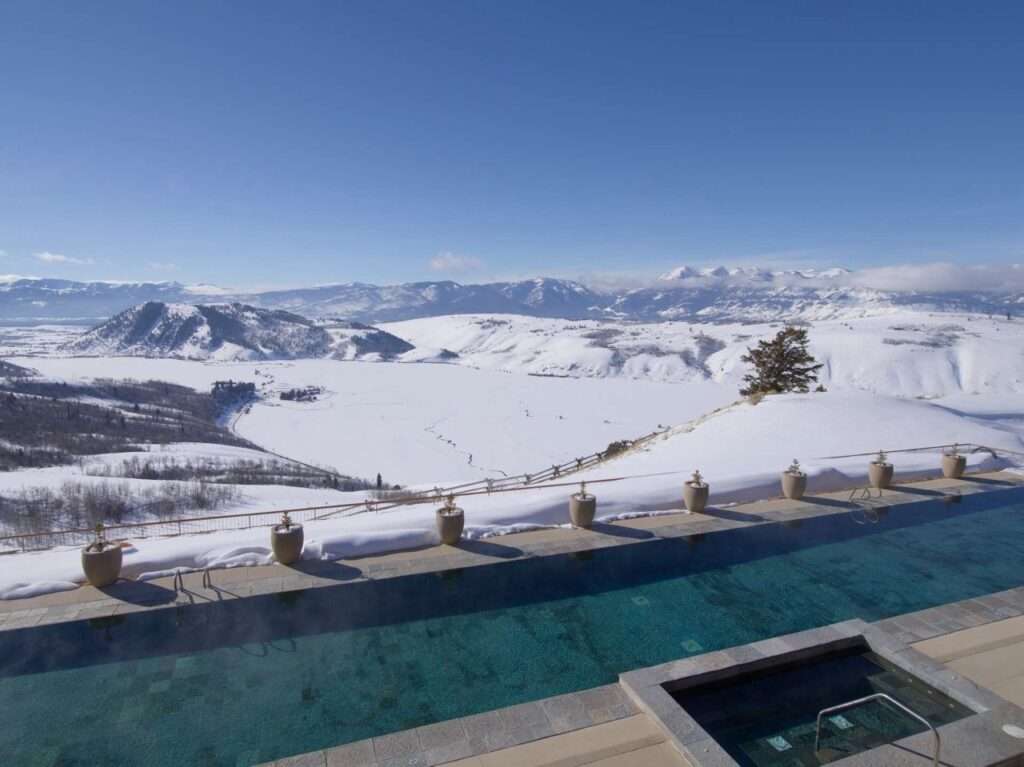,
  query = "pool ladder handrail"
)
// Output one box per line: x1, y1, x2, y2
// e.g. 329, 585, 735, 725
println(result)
814, 692, 940, 767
